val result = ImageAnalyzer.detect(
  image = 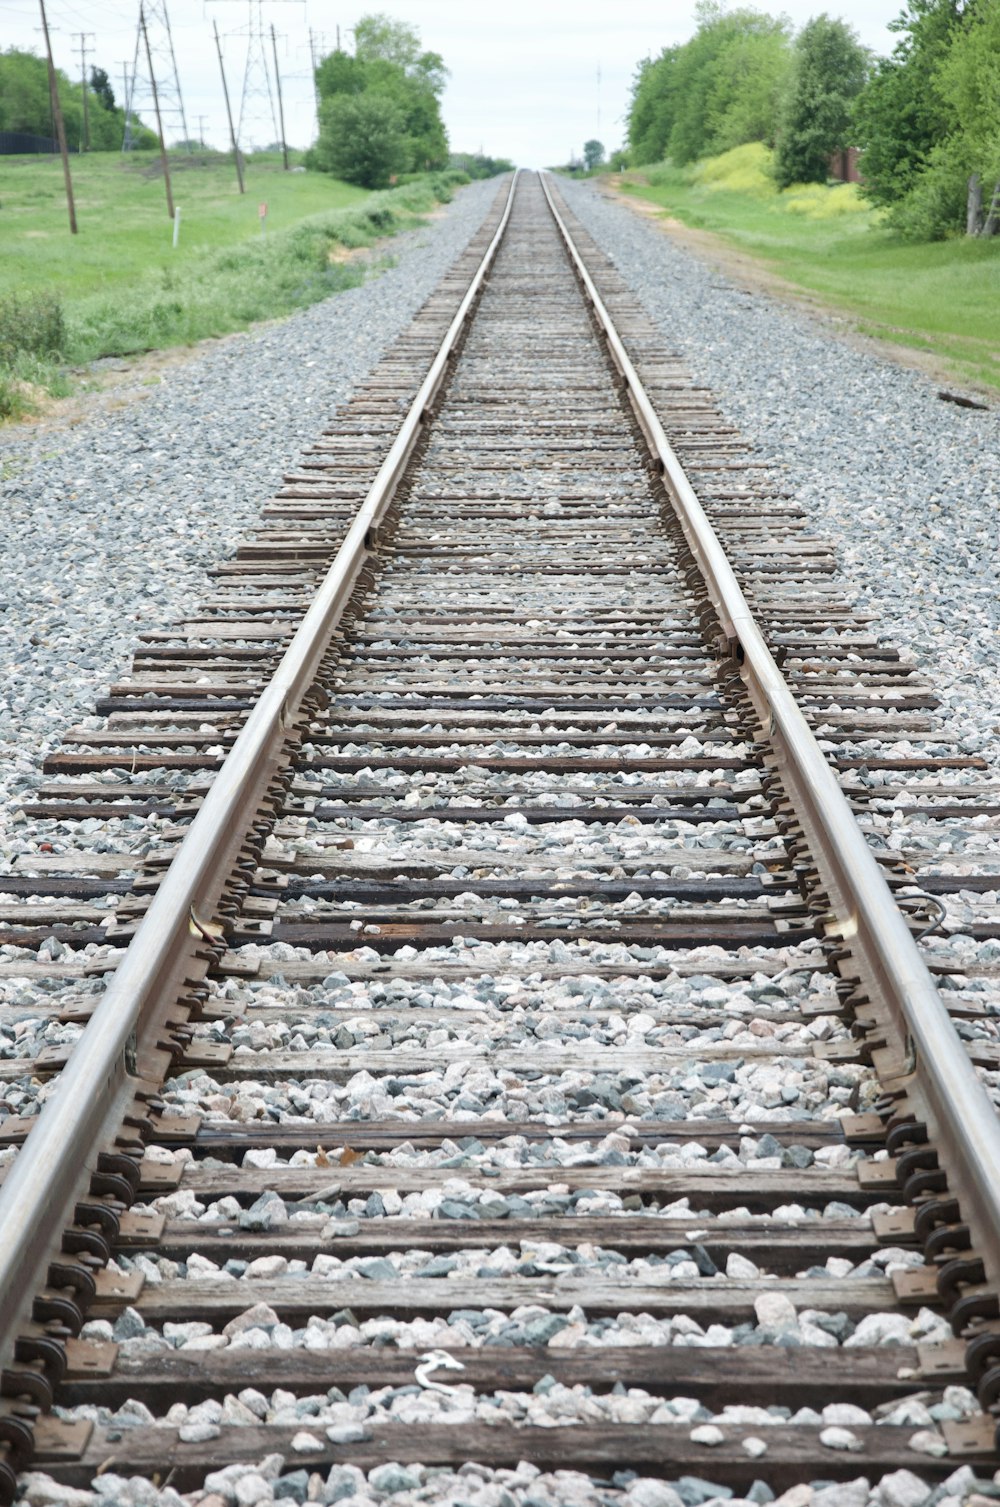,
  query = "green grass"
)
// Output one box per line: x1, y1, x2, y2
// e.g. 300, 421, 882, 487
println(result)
0, 150, 368, 297
0, 151, 467, 417
620, 143, 1000, 392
